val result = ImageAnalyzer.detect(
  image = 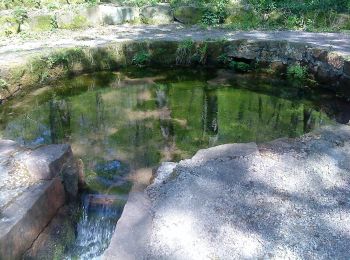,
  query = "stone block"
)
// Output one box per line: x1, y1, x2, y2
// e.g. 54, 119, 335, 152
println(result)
141, 4, 173, 25
99, 5, 140, 25
0, 178, 65, 260
174, 6, 204, 24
